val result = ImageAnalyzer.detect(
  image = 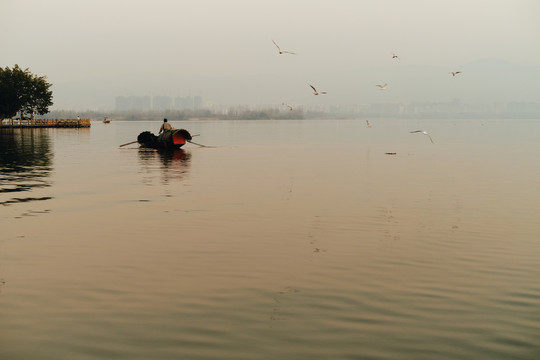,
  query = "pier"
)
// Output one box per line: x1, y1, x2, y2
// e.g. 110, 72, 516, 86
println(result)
0, 118, 91, 128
